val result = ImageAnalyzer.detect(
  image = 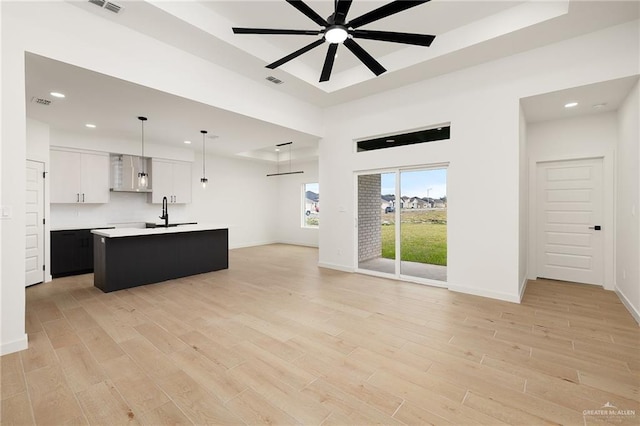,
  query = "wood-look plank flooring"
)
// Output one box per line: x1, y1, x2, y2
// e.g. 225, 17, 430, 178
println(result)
2, 244, 638, 425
